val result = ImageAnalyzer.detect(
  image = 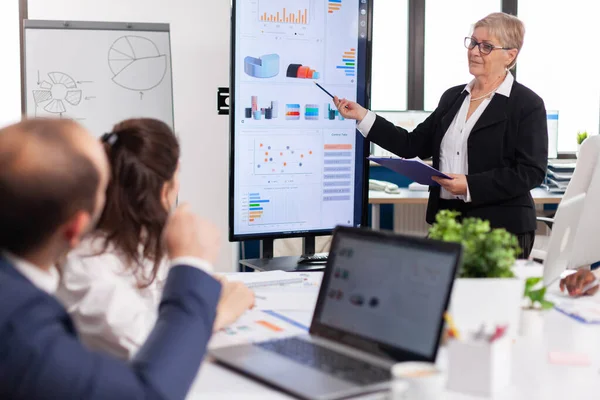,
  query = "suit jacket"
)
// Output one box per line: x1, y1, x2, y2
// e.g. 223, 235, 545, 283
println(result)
369, 80, 548, 234
0, 256, 221, 400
